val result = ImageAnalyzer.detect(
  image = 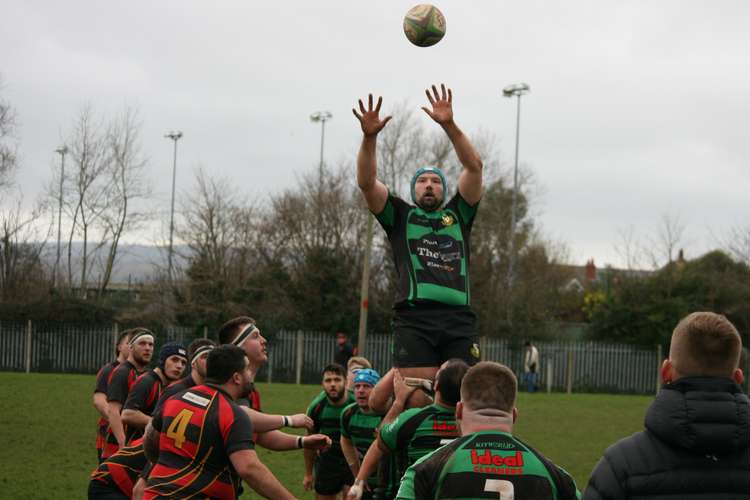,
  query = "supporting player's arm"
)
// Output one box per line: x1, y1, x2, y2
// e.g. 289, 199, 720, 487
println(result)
93, 392, 109, 419
230, 449, 296, 500
422, 83, 483, 205
254, 430, 330, 451
107, 401, 126, 447
240, 407, 313, 432
340, 435, 360, 477
347, 437, 388, 499
353, 94, 390, 214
